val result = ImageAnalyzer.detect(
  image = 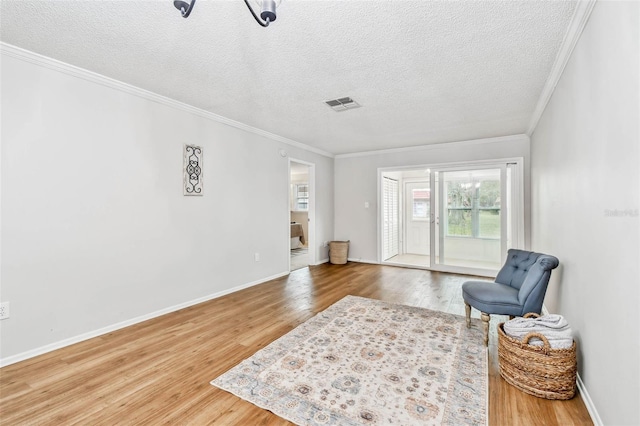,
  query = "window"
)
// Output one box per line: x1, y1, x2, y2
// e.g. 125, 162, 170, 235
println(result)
412, 188, 430, 220
293, 184, 309, 211
446, 172, 500, 239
